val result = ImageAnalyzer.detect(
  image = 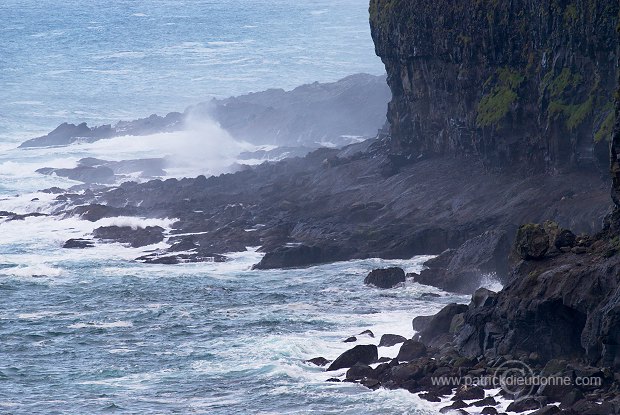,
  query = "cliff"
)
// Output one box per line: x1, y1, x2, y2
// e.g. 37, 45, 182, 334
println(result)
370, 0, 618, 173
